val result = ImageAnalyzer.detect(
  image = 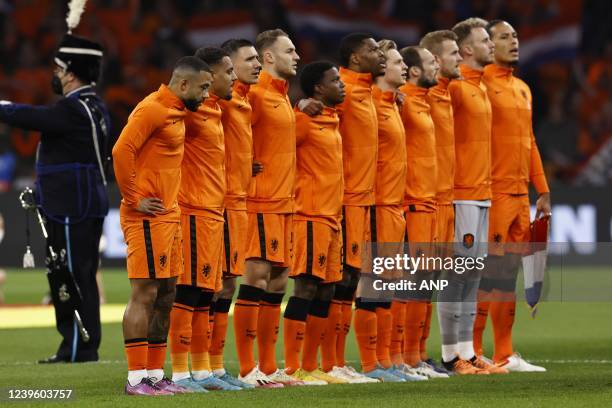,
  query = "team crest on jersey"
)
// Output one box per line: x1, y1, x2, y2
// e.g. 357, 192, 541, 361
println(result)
351, 242, 359, 255
159, 254, 167, 268
318, 254, 326, 268
270, 239, 279, 254
463, 233, 475, 249
202, 263, 211, 277
494, 233, 503, 243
